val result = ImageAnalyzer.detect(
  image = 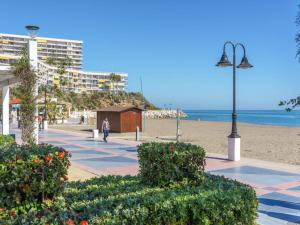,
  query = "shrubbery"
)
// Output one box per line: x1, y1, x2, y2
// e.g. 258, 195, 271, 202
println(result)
138, 142, 206, 186
0, 143, 71, 208
0, 134, 15, 148
0, 142, 258, 224
0, 175, 258, 224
